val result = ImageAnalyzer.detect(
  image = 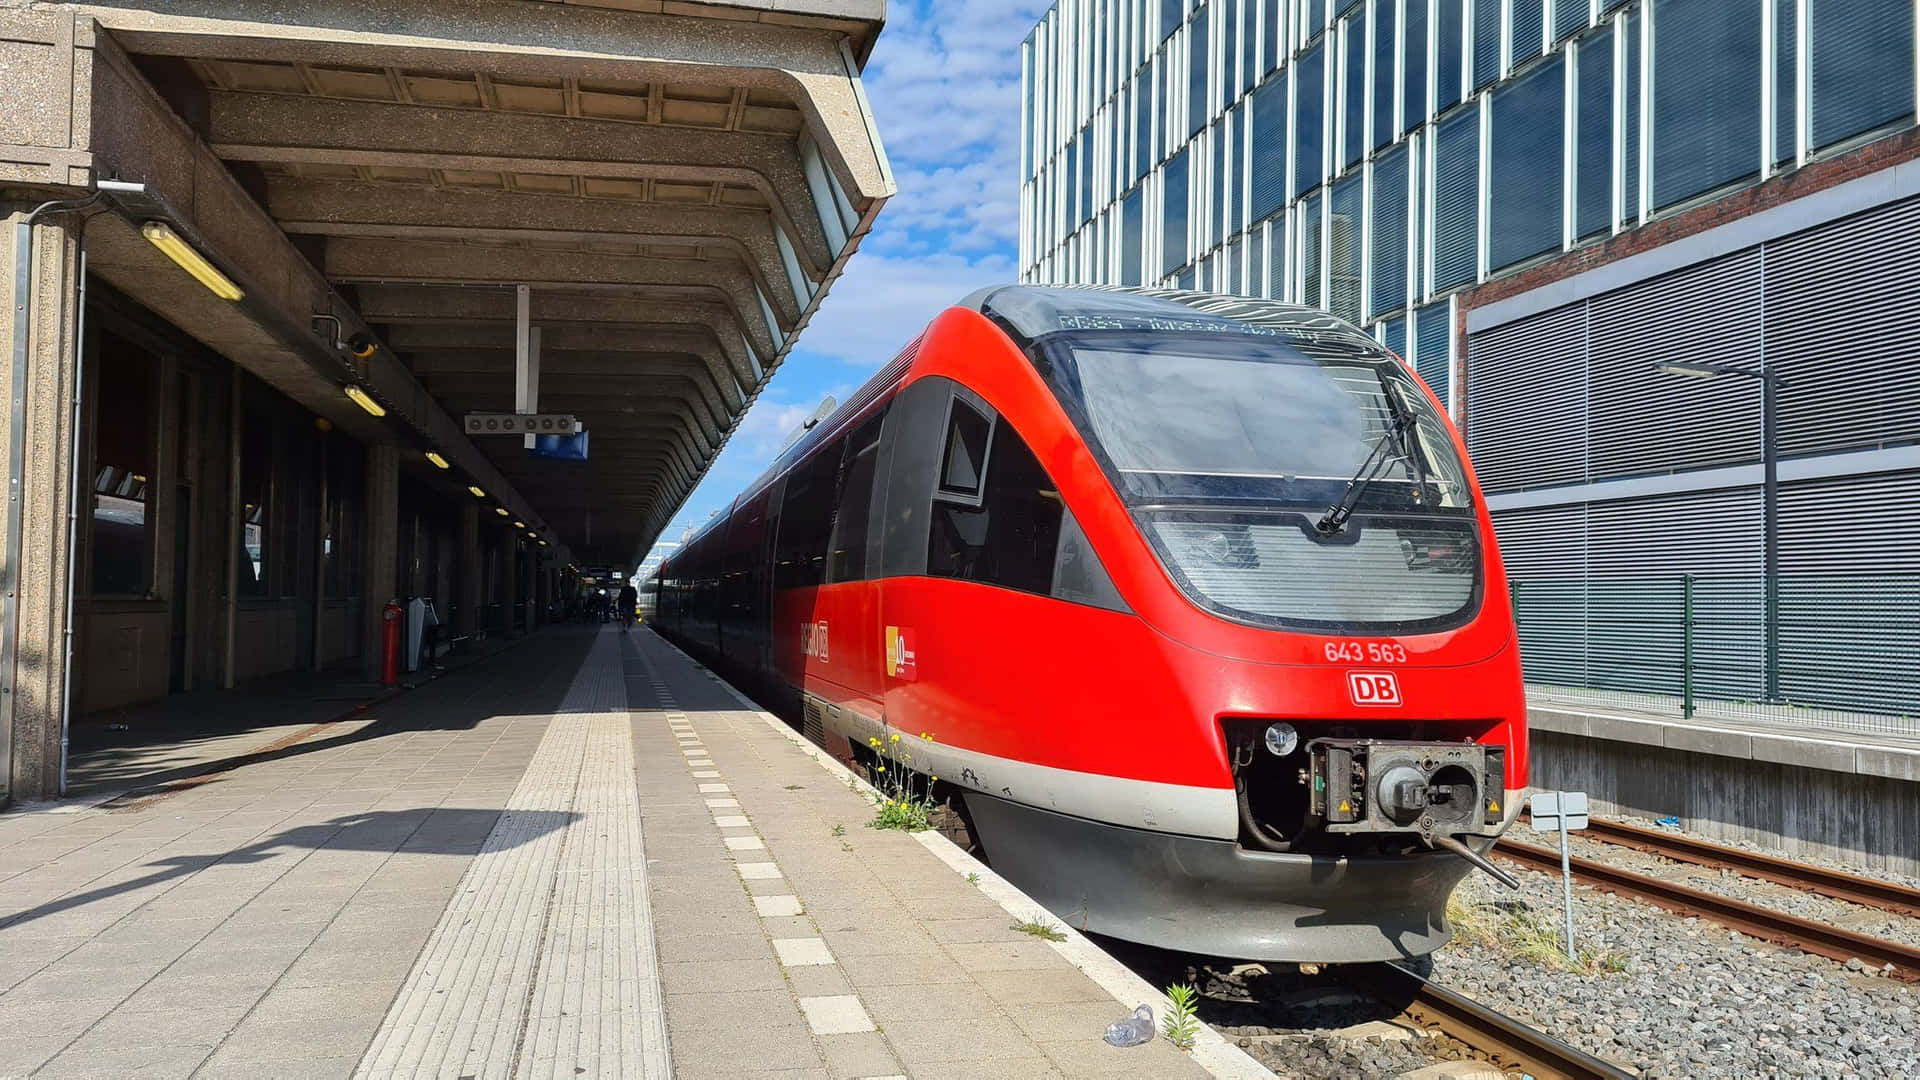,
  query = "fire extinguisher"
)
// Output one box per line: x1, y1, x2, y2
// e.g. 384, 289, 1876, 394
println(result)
381, 599, 403, 686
